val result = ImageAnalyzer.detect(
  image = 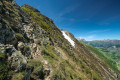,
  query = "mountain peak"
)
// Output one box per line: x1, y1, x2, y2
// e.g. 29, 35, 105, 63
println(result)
77, 38, 86, 42
22, 4, 40, 12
